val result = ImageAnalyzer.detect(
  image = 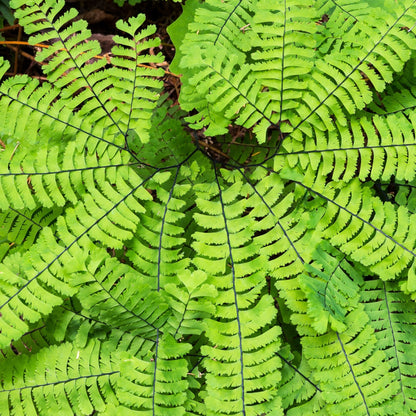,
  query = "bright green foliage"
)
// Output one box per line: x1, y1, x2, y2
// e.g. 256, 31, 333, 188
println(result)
0, 339, 120, 416
2, 0, 416, 415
